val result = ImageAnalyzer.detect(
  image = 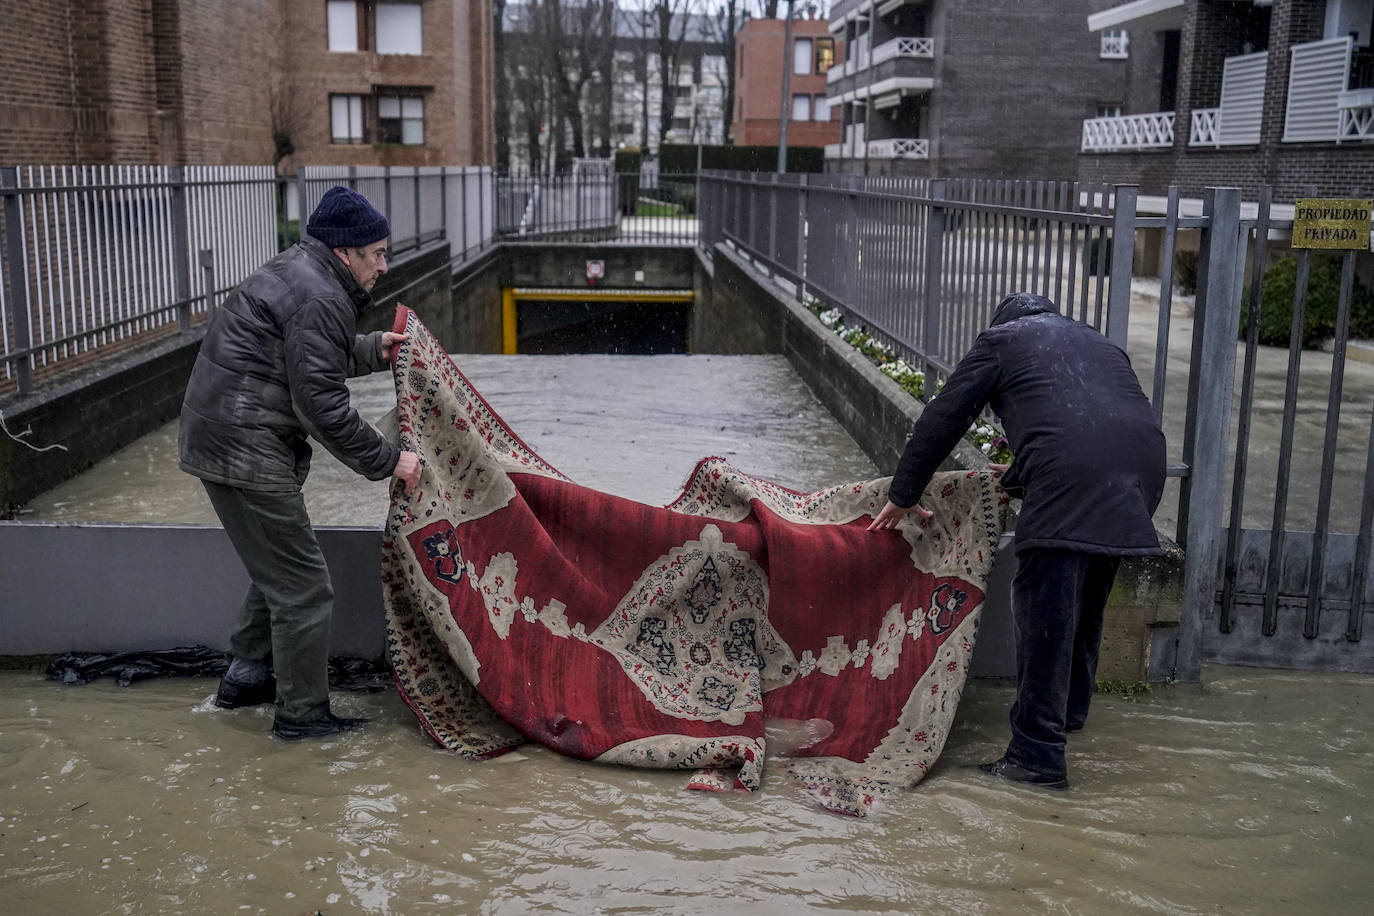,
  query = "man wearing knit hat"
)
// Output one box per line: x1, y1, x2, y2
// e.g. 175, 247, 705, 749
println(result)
179, 186, 422, 741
